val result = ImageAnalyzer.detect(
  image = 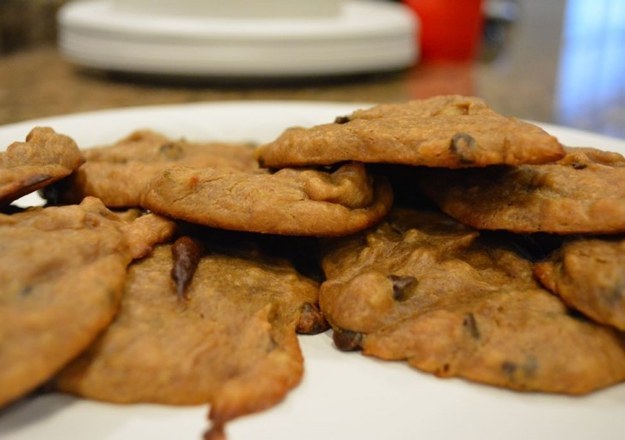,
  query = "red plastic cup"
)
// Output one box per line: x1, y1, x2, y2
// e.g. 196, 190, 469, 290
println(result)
404, 0, 484, 61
